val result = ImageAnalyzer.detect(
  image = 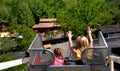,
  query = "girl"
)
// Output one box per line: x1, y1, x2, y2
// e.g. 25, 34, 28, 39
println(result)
67, 27, 93, 65
53, 48, 65, 66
